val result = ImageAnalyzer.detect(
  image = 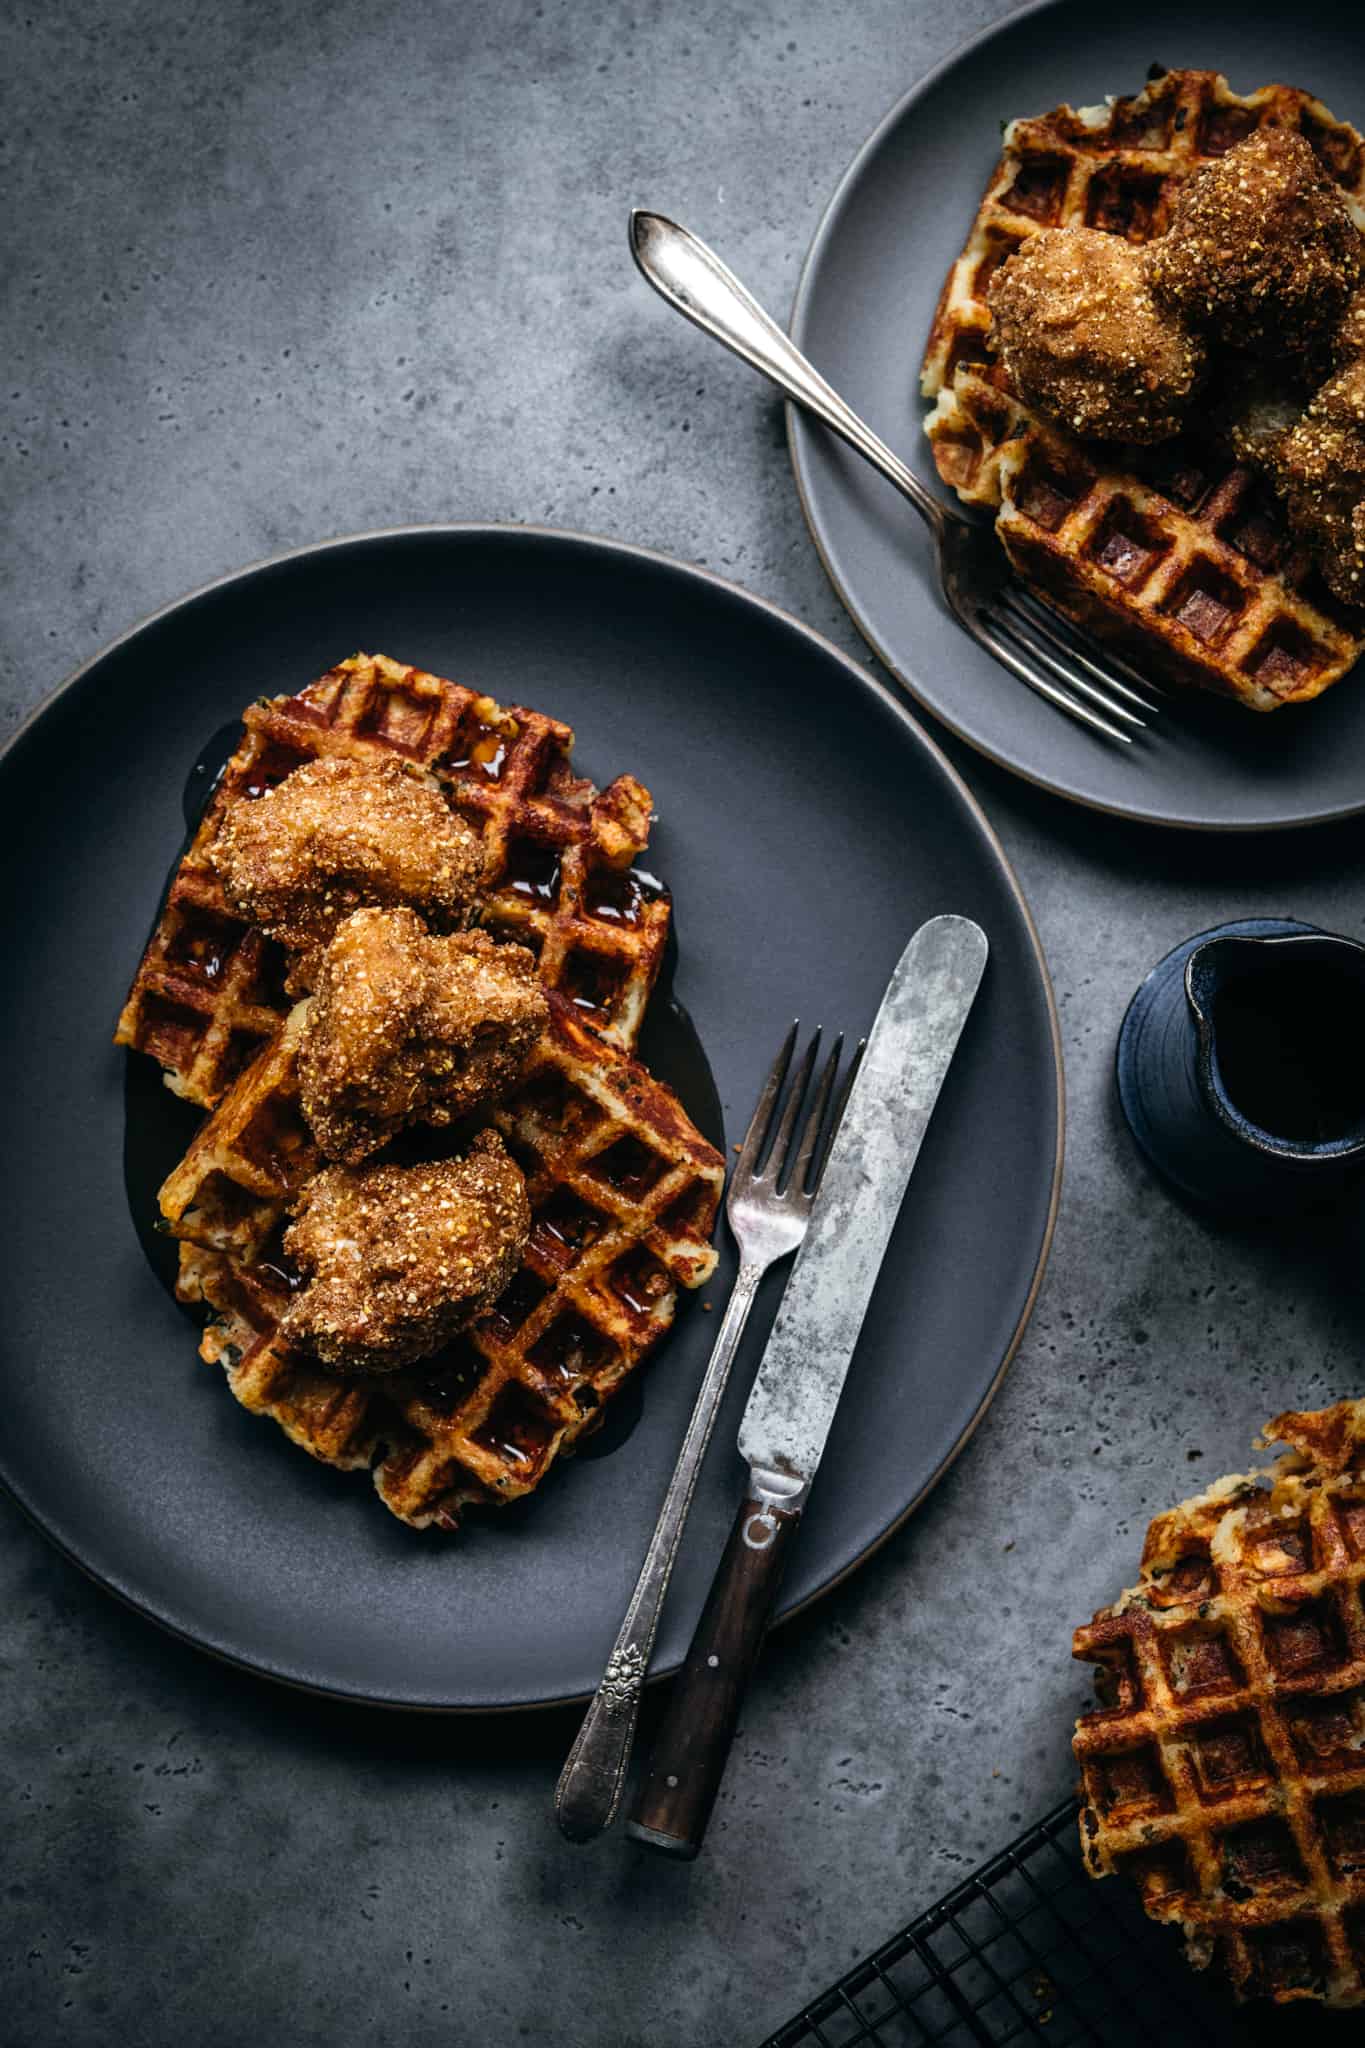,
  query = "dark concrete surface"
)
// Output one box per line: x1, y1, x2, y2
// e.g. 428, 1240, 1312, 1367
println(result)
5, 4, 1365, 2044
